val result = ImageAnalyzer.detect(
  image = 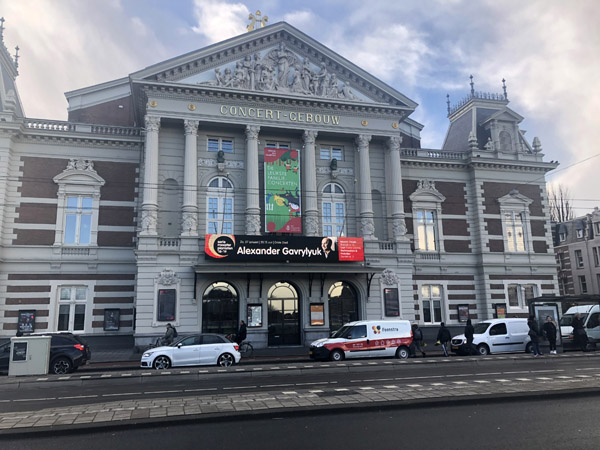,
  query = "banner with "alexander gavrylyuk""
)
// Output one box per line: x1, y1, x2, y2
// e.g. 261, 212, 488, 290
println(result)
264, 147, 301, 233
205, 235, 365, 263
